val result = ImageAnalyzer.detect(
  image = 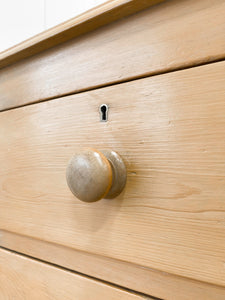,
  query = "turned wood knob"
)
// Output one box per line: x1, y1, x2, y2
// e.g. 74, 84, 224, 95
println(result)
66, 149, 126, 202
